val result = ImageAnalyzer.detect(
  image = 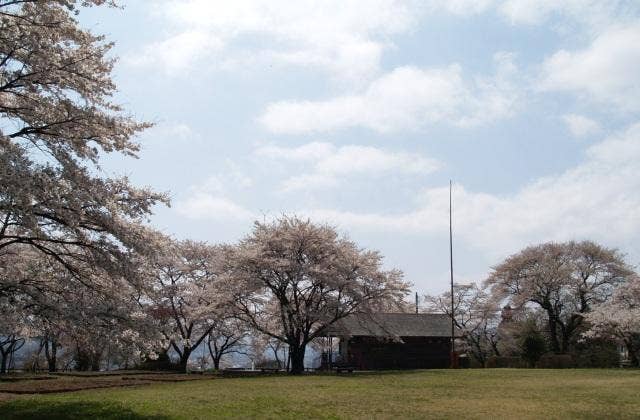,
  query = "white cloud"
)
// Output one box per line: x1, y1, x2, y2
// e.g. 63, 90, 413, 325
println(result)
498, 0, 639, 27
300, 123, 640, 259
255, 142, 334, 162
139, 122, 201, 144
128, 0, 423, 80
260, 53, 519, 134
174, 160, 254, 221
254, 142, 441, 192
175, 193, 255, 221
125, 31, 225, 74
563, 114, 601, 138
129, 0, 640, 79
540, 24, 640, 111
